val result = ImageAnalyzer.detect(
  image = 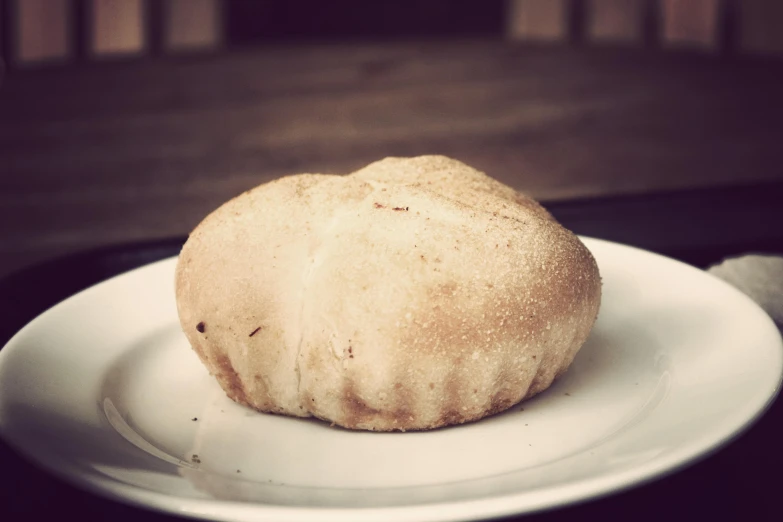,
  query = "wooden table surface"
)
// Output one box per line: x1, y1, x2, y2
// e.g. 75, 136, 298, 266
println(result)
2, 39, 783, 280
